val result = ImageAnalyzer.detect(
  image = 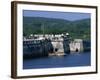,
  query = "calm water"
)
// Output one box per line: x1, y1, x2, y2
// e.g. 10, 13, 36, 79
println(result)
23, 52, 91, 69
